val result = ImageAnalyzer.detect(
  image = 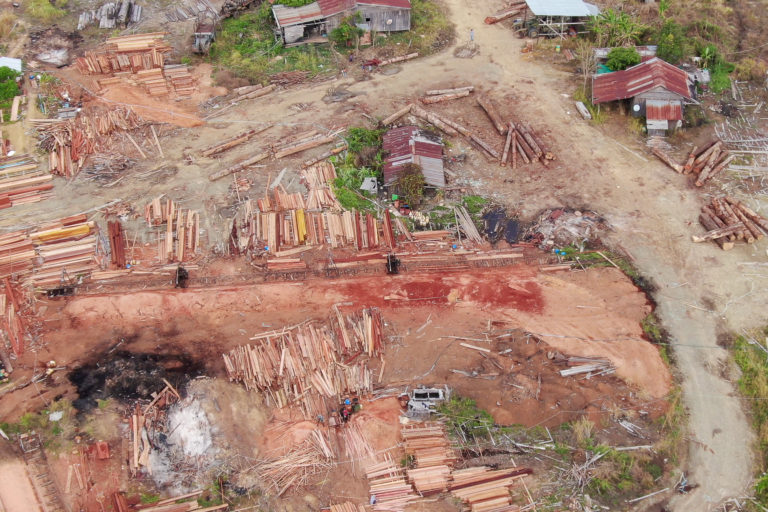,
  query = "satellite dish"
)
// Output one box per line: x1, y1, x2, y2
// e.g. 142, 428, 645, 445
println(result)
633, 104, 640, 112
386, 19, 392, 25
